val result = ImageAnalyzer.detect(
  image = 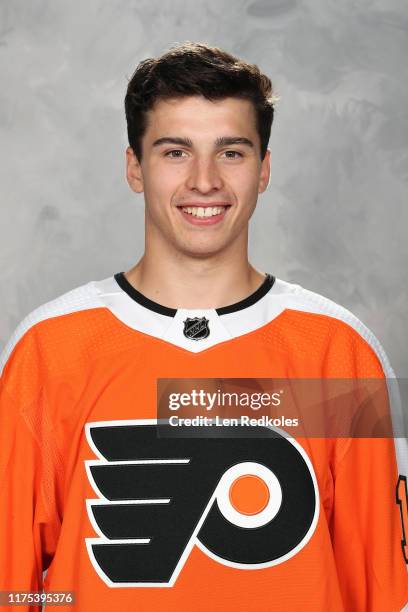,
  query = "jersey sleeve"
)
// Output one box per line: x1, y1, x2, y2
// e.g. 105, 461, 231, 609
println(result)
0, 329, 62, 612
331, 436, 408, 611
325, 319, 408, 610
